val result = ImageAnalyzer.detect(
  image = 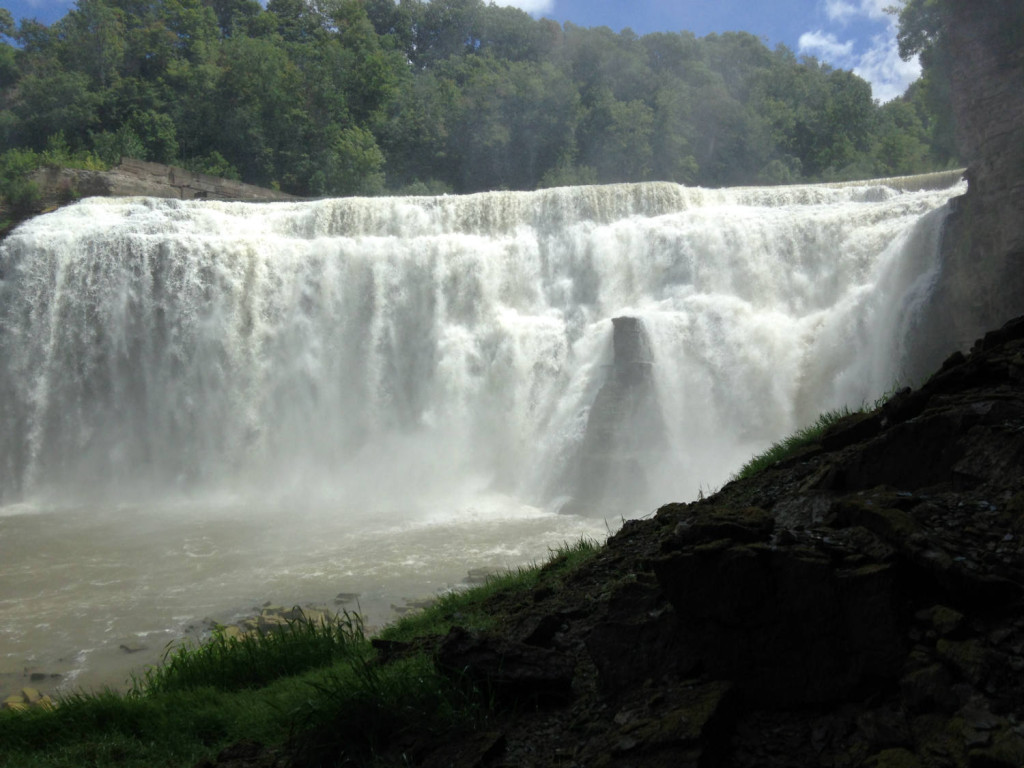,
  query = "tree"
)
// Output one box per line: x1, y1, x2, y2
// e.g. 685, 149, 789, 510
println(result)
872, 98, 929, 176
889, 0, 957, 166
0, 9, 16, 88
891, 0, 948, 61
0, 8, 14, 39
311, 124, 385, 196
58, 0, 127, 89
